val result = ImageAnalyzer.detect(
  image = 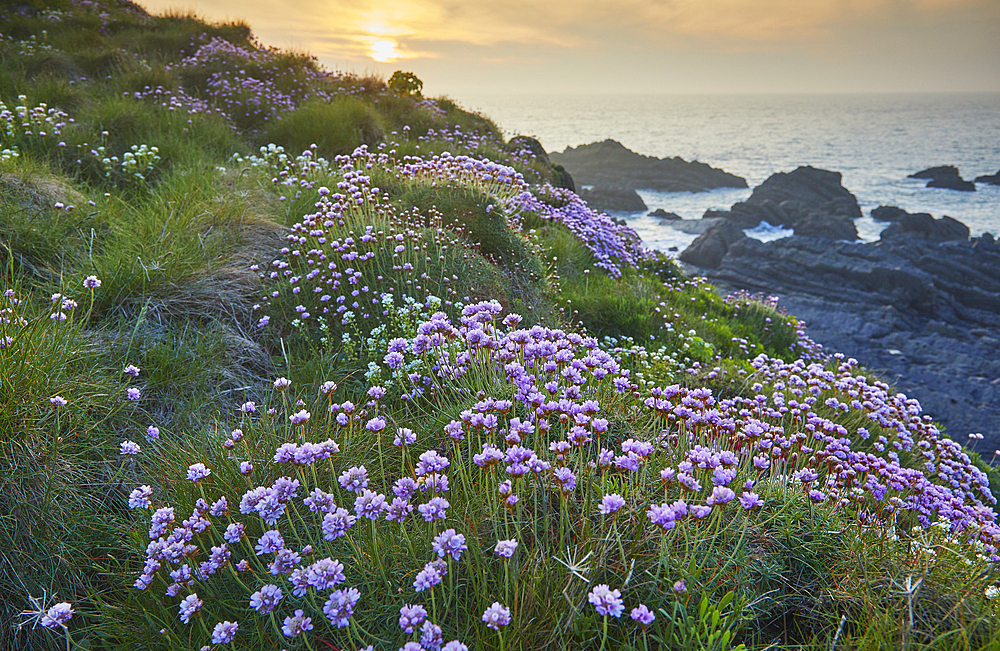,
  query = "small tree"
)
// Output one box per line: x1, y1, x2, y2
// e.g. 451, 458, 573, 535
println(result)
387, 71, 423, 97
